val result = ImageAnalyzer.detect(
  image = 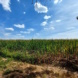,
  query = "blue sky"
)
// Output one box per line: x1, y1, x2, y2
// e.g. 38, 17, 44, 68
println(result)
0, 0, 78, 39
